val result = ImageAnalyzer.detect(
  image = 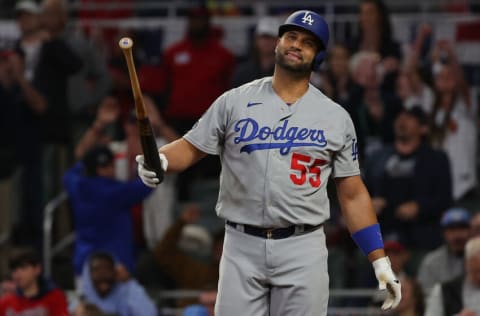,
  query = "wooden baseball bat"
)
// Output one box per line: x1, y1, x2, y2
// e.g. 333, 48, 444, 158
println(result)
118, 37, 164, 183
